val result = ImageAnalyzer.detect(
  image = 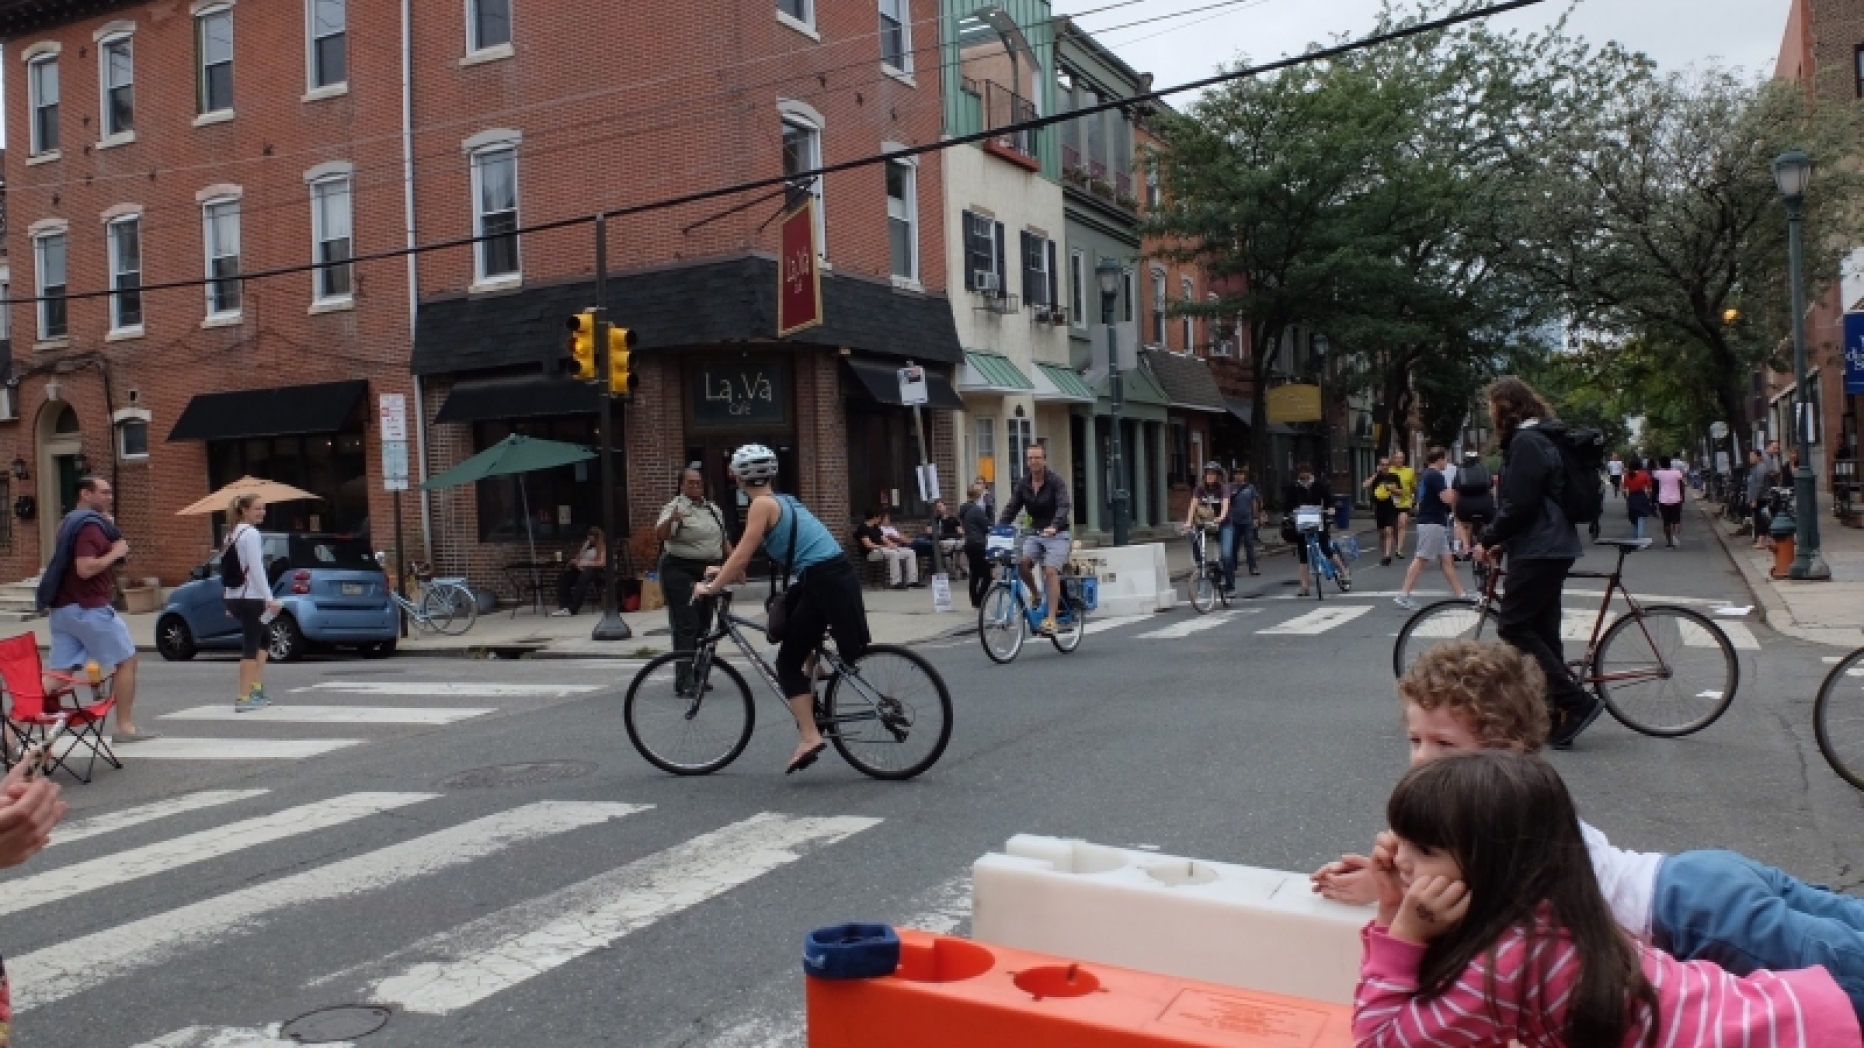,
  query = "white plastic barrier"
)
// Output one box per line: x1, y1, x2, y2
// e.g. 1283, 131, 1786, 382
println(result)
972, 834, 1371, 1004
1067, 543, 1175, 617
